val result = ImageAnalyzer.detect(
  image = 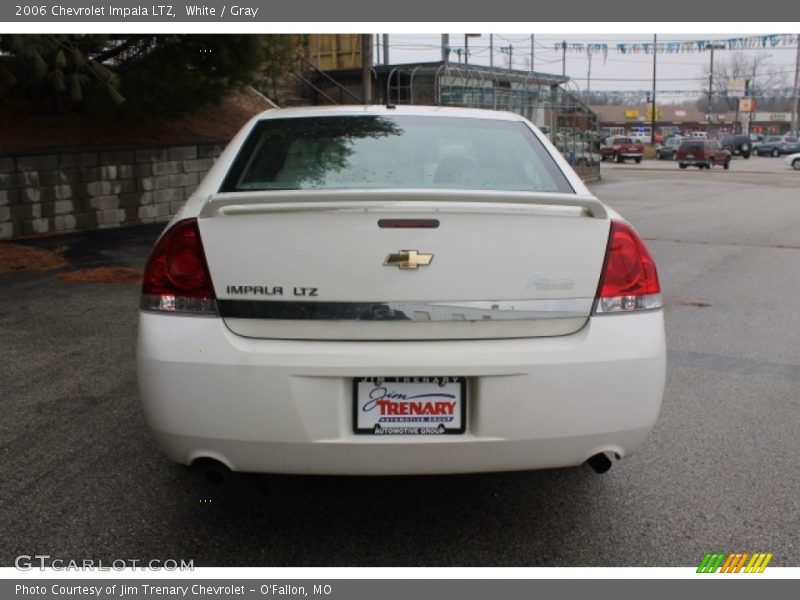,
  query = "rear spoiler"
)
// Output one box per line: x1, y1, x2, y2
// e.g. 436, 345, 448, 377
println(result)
198, 189, 609, 220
